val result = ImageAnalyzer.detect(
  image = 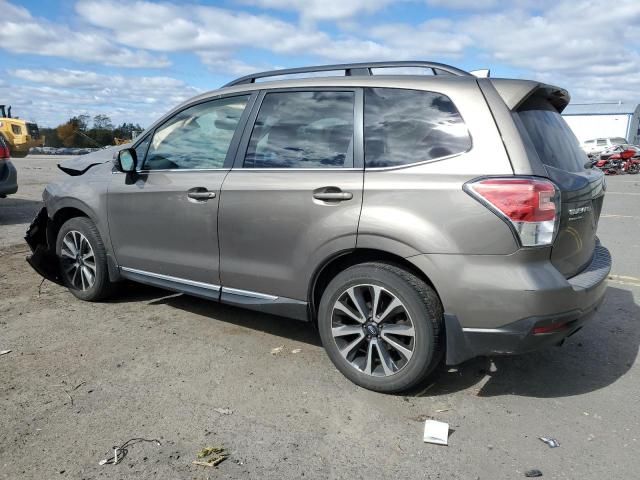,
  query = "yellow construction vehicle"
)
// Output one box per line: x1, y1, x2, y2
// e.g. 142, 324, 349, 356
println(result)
0, 105, 44, 158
